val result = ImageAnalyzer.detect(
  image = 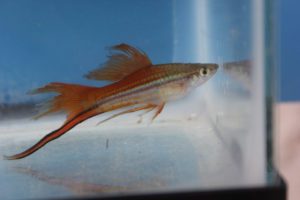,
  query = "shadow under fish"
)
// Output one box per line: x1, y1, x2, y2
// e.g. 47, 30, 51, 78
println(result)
12, 166, 166, 195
